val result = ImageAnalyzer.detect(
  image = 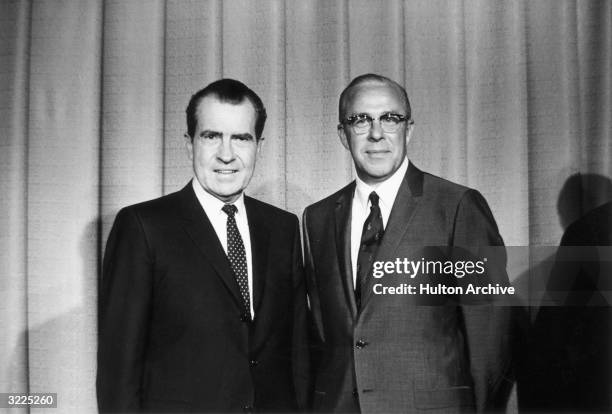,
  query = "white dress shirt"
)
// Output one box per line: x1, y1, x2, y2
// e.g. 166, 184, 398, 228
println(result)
350, 157, 409, 287
192, 179, 254, 317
